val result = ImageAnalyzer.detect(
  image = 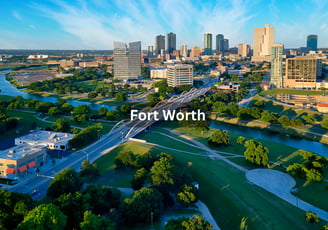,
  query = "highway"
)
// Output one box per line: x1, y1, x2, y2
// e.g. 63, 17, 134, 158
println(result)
6, 85, 212, 199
